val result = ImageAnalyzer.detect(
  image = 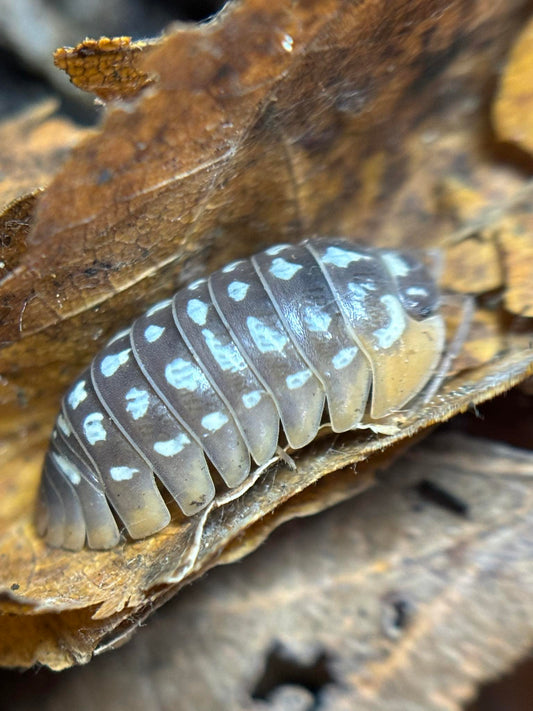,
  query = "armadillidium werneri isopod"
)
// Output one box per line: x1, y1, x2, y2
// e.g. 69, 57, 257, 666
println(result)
36, 238, 446, 550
